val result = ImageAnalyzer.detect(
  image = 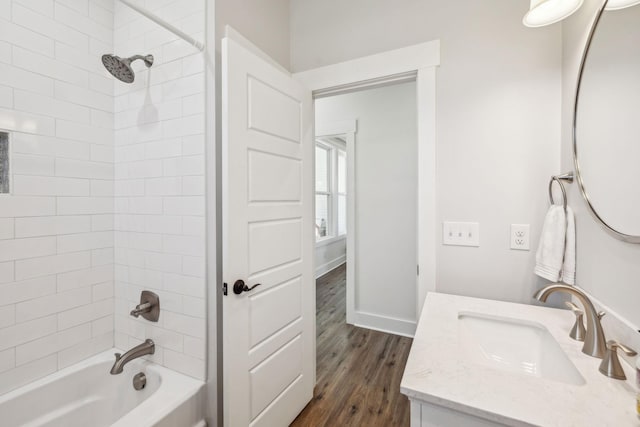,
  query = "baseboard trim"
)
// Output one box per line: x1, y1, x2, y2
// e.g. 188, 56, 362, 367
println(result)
315, 255, 346, 279
352, 311, 416, 338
